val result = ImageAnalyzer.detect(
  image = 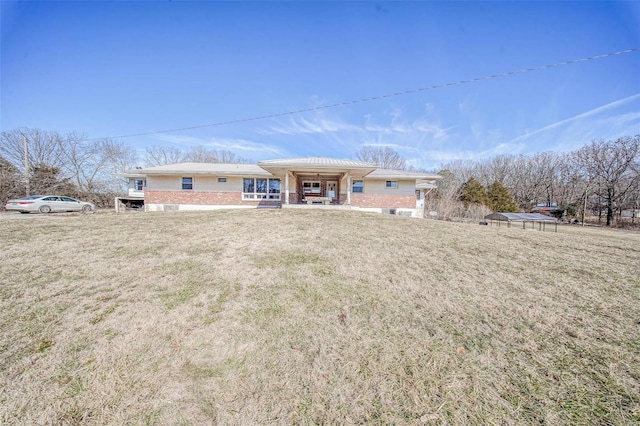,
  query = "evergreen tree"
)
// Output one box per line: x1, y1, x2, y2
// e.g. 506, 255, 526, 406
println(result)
487, 181, 518, 212
29, 164, 76, 196
459, 177, 488, 208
